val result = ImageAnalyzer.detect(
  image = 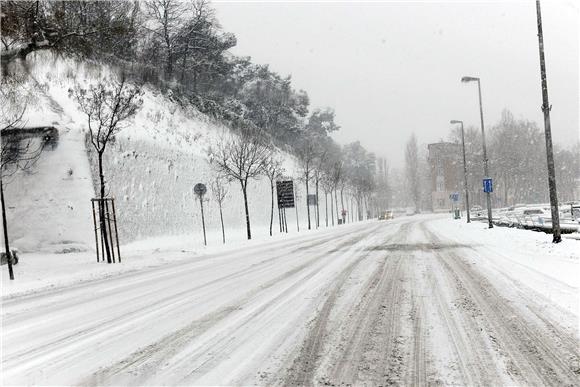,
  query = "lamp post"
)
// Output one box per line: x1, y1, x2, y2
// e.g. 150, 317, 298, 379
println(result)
535, 0, 561, 243
451, 120, 471, 223
461, 76, 493, 228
